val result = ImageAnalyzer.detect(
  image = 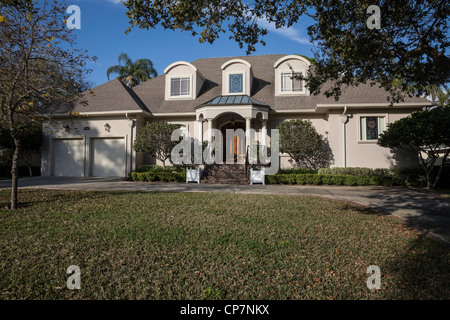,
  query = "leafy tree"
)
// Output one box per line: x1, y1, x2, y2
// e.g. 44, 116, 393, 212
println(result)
107, 52, 158, 88
123, 0, 449, 102
0, 0, 94, 209
133, 122, 180, 170
378, 107, 450, 189
278, 119, 333, 170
